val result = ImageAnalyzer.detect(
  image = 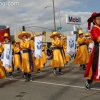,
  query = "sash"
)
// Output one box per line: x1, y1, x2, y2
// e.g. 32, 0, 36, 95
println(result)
91, 42, 99, 79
